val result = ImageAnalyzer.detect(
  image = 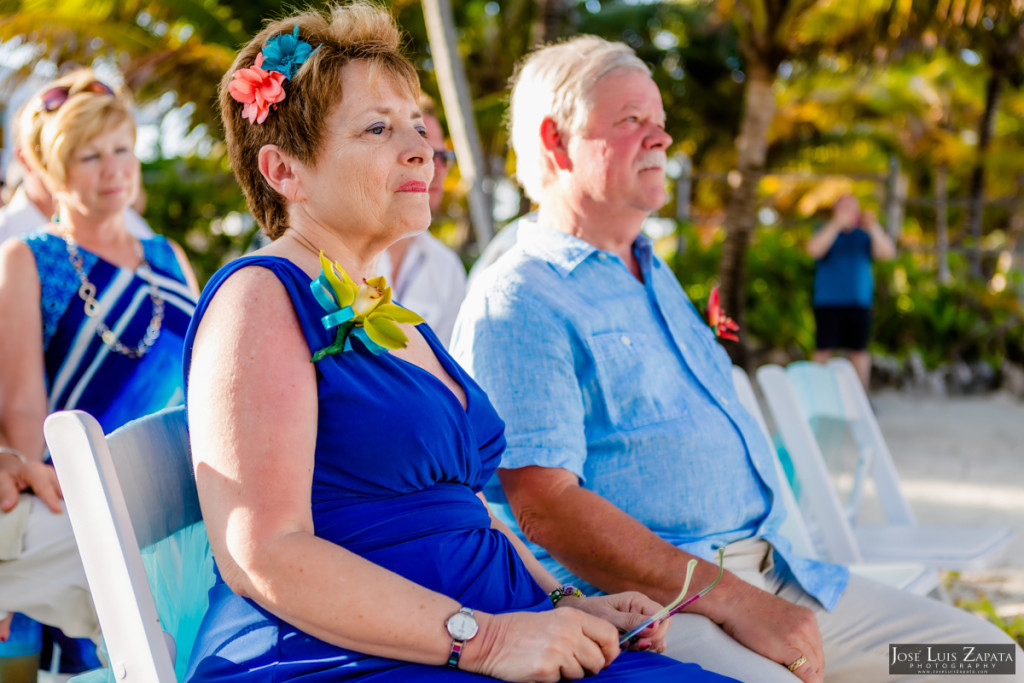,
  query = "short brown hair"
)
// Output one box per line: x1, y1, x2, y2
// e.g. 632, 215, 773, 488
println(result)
220, 2, 419, 239
22, 69, 135, 191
